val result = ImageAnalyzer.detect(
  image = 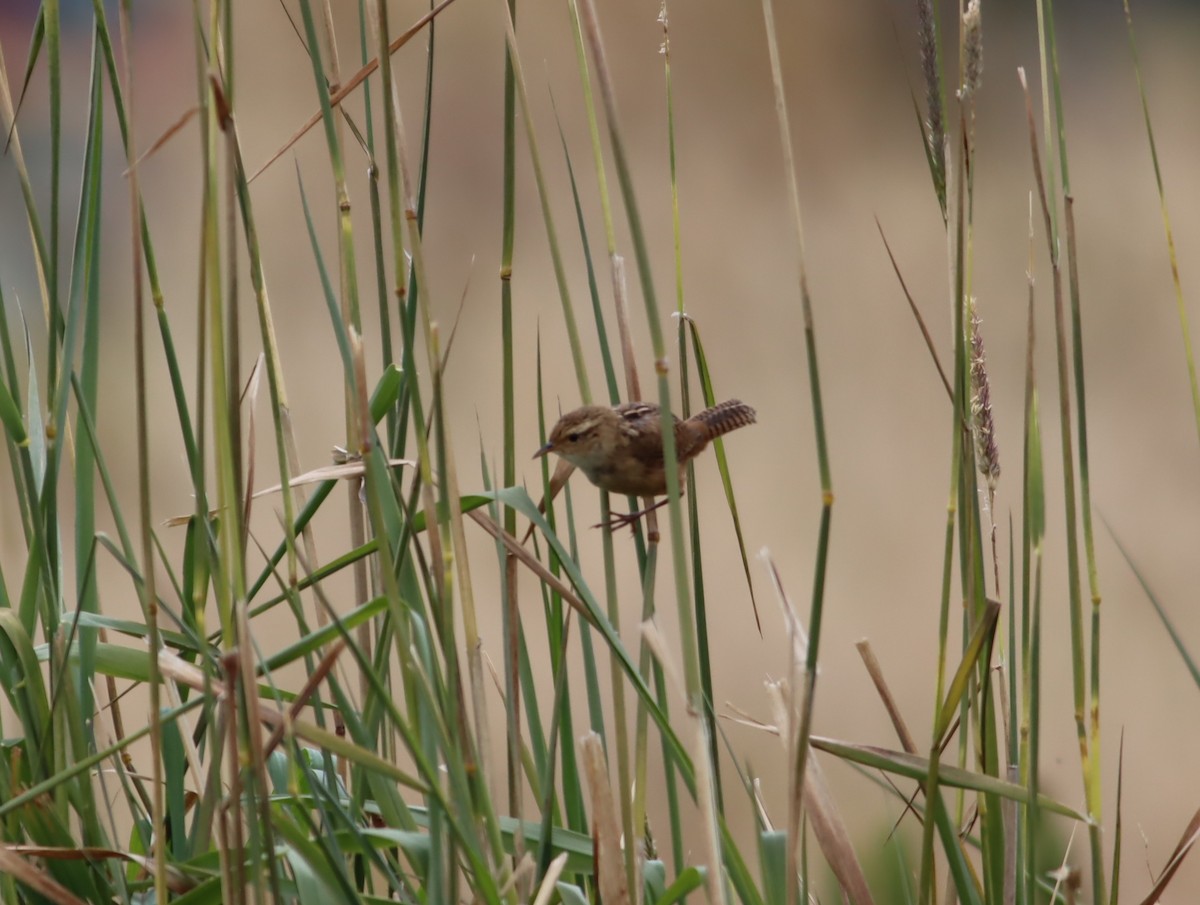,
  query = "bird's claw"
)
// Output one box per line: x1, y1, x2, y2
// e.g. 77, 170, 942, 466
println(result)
594, 510, 645, 532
